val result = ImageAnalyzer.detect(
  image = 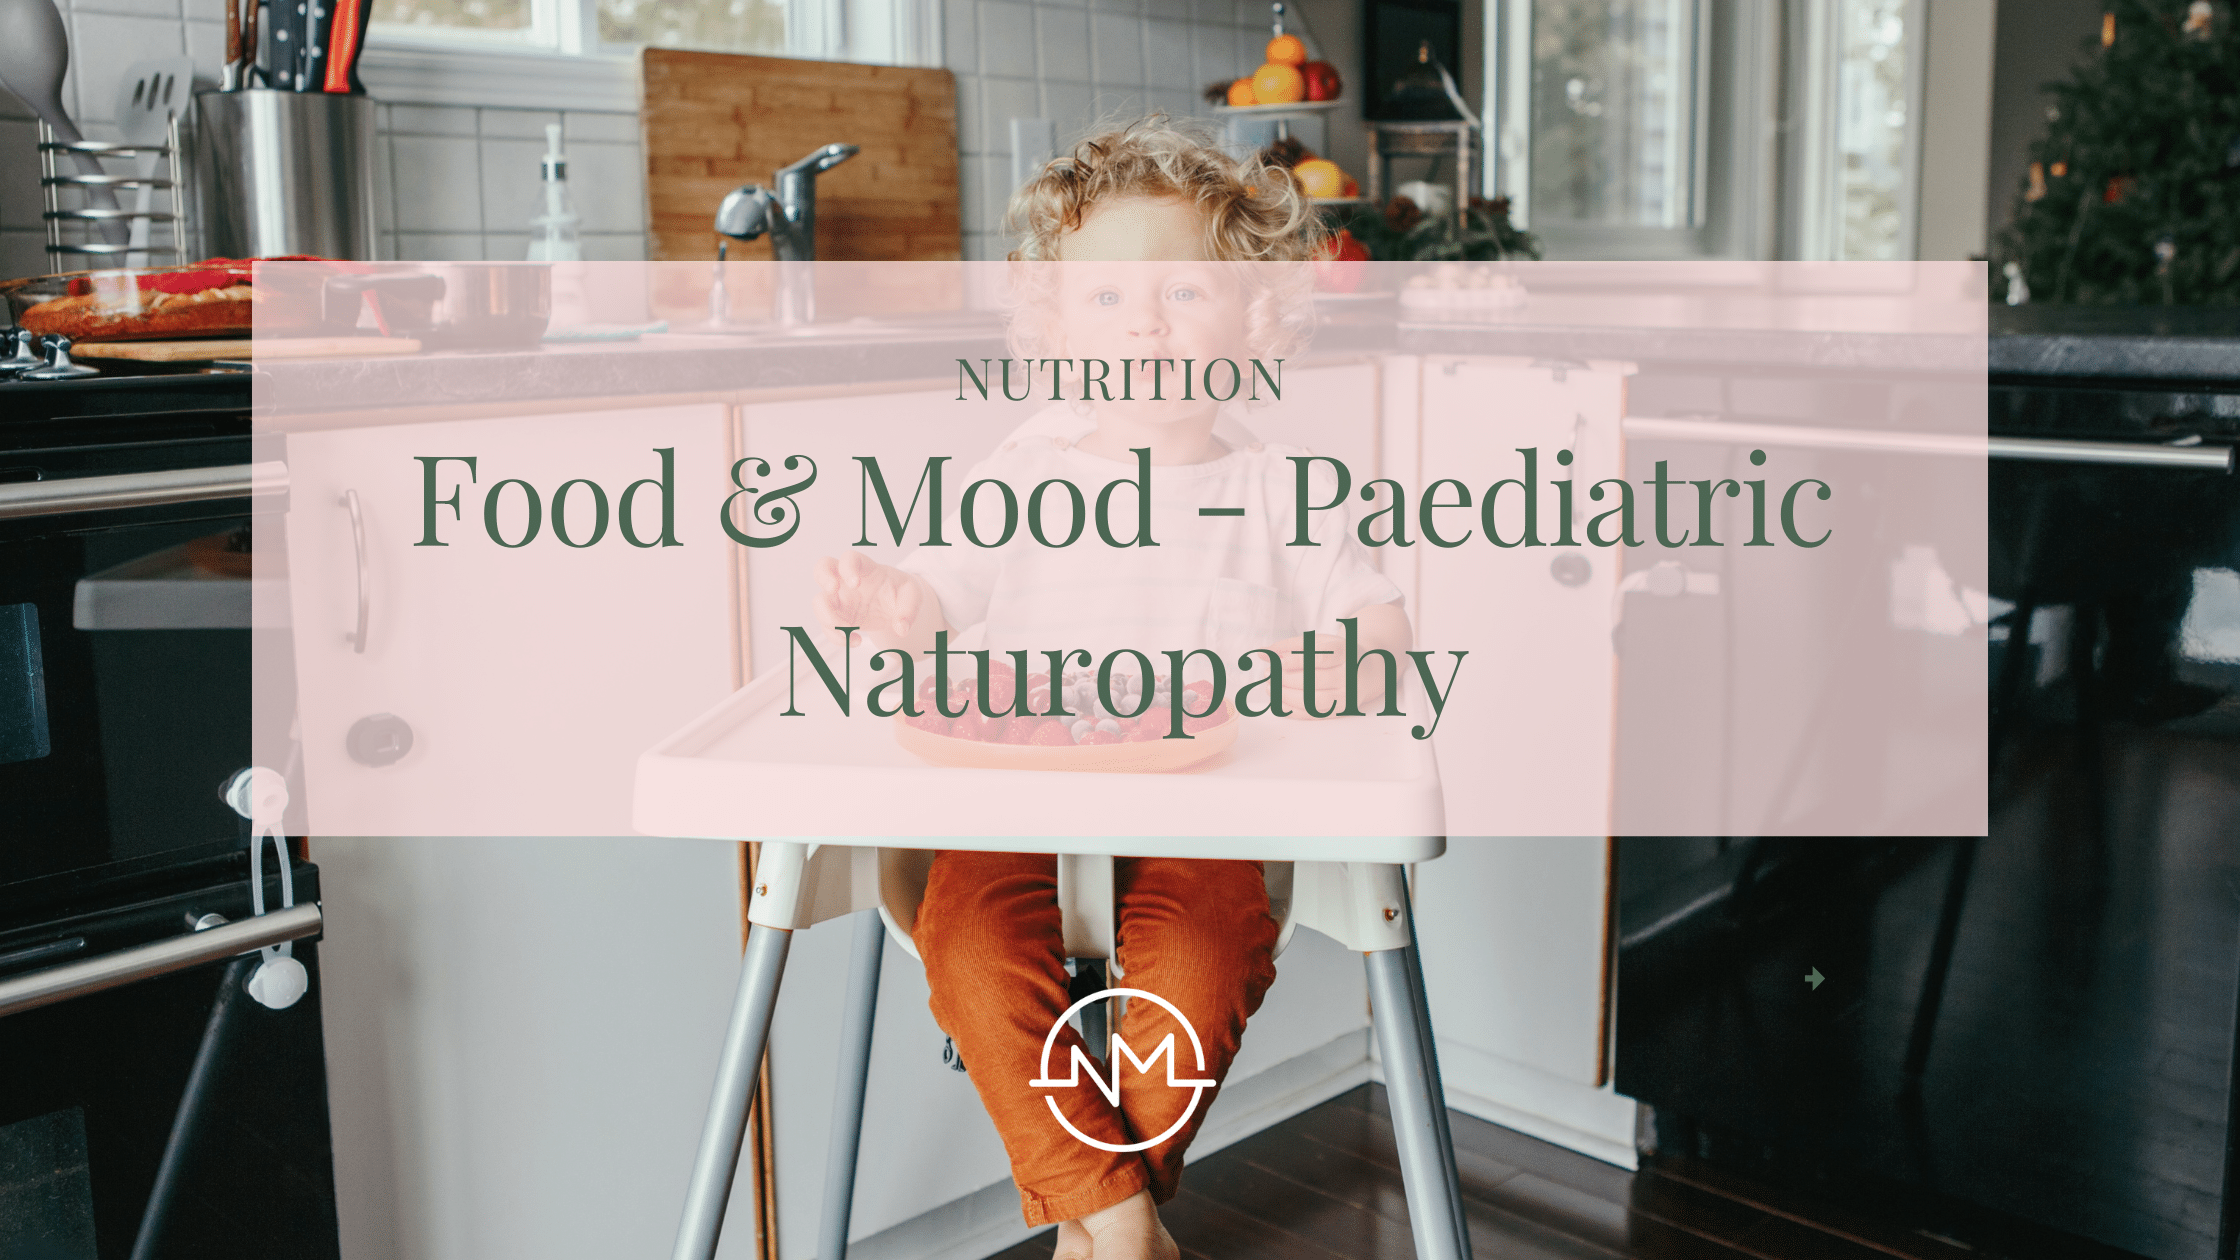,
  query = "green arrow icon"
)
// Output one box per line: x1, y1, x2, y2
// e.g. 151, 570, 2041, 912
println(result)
1806, 968, 1825, 990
